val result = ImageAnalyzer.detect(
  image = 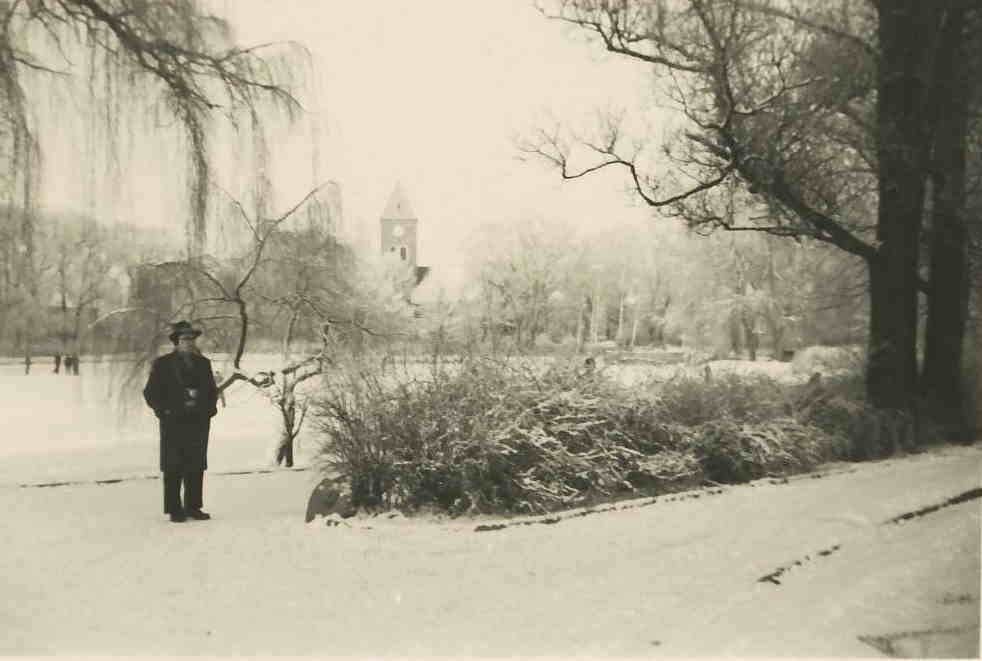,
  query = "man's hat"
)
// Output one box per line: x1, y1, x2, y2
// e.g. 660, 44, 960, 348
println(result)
168, 320, 202, 343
